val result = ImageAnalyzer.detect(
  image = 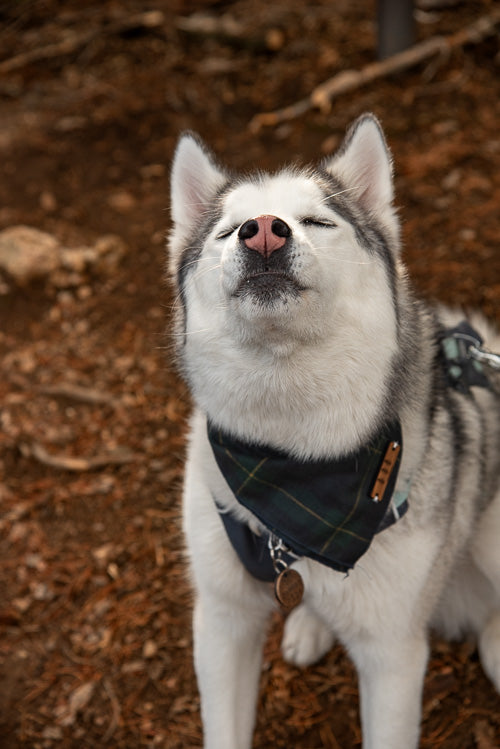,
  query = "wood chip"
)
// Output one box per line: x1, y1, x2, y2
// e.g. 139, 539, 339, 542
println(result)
56, 681, 96, 726
474, 720, 498, 749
